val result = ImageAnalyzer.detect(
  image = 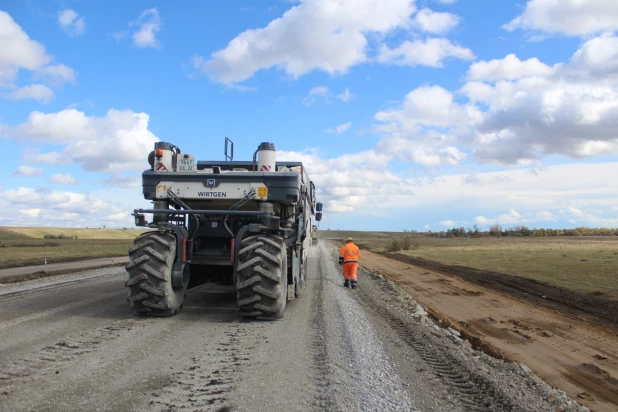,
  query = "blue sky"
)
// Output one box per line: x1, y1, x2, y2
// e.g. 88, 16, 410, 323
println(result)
1, 0, 618, 231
